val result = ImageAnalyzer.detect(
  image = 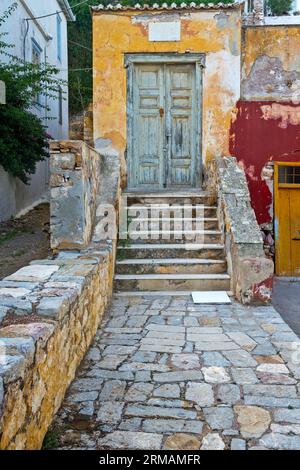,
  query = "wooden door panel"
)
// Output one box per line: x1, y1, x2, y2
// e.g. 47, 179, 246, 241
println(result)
132, 65, 164, 189
128, 60, 201, 190
290, 190, 300, 276
276, 189, 291, 276
137, 114, 160, 185
166, 65, 196, 188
